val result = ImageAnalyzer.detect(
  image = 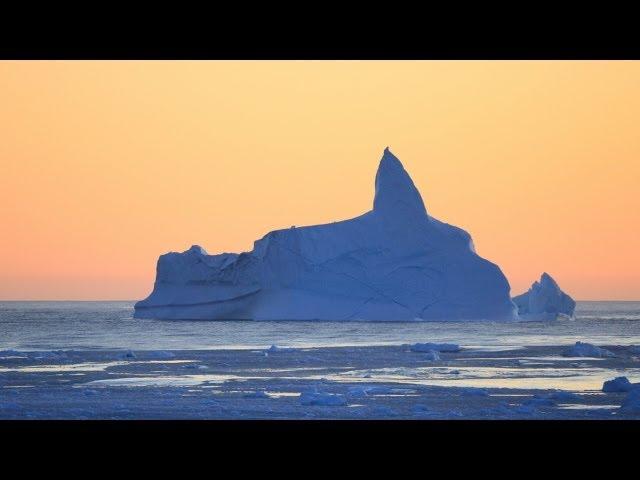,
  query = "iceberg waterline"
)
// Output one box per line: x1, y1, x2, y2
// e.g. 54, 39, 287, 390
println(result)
135, 148, 569, 321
